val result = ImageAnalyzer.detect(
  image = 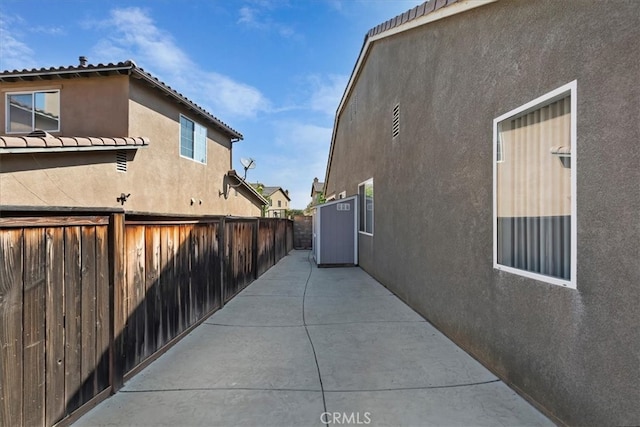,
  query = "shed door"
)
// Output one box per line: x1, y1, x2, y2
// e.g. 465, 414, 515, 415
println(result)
320, 199, 355, 265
